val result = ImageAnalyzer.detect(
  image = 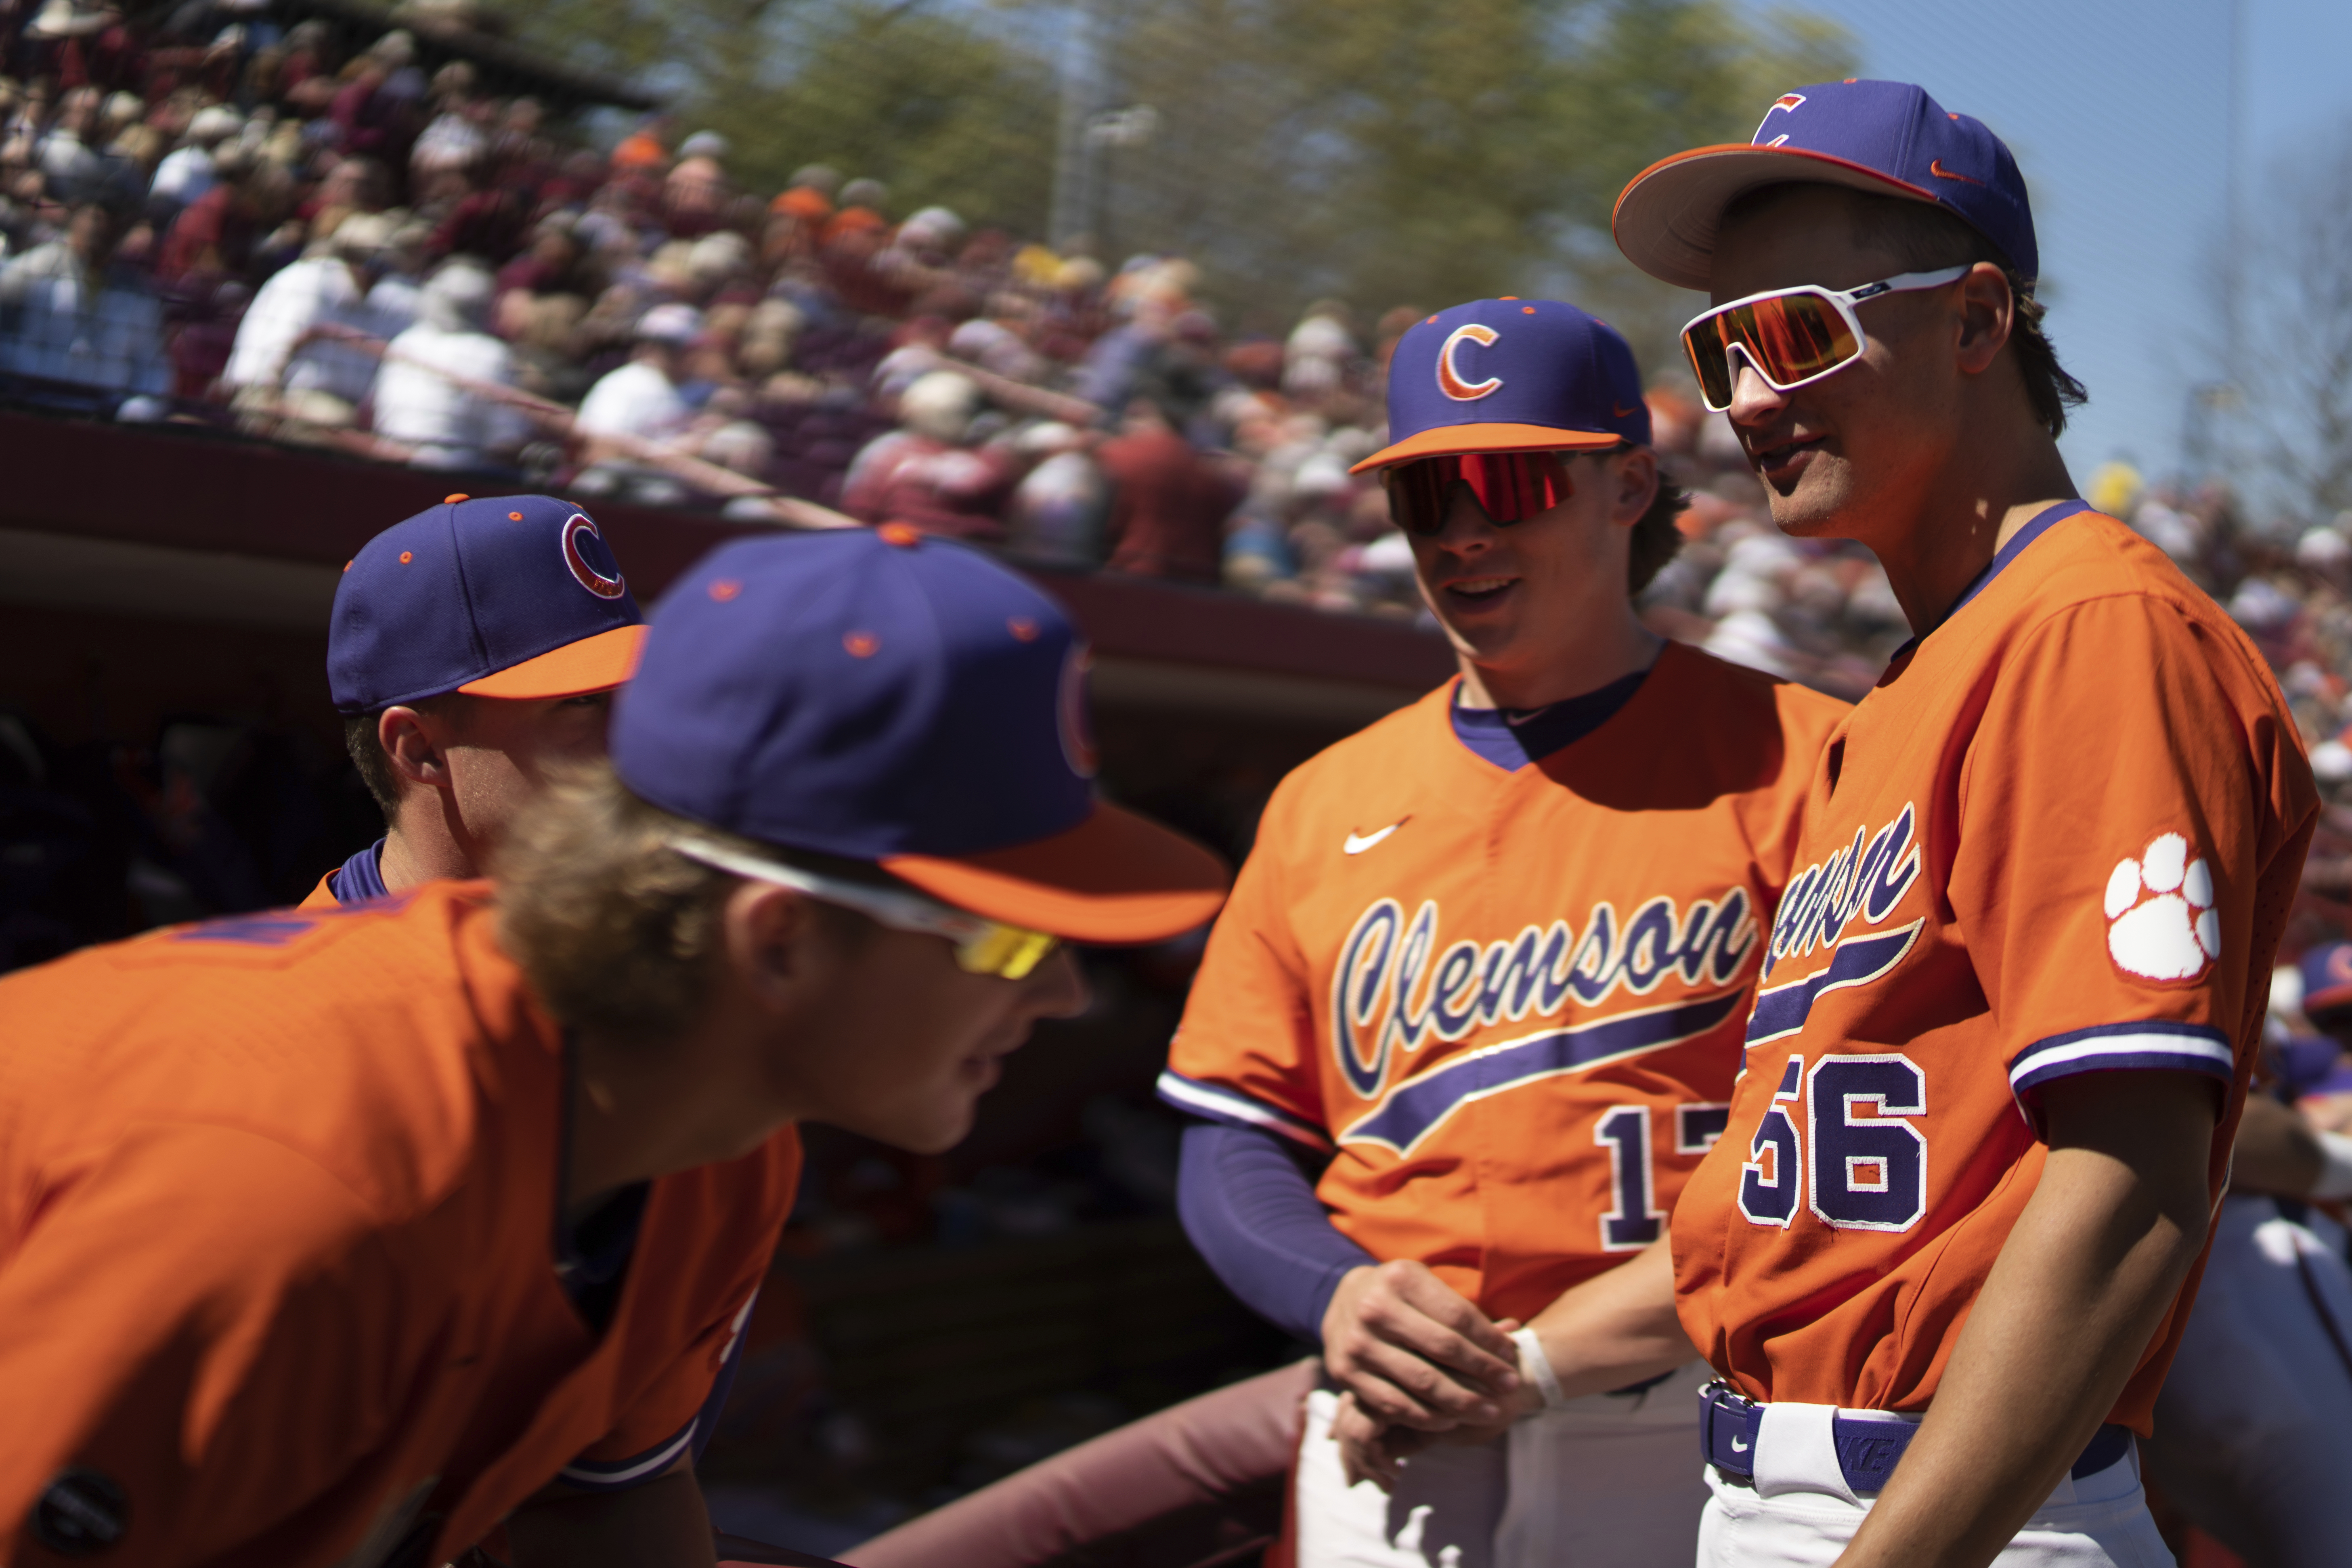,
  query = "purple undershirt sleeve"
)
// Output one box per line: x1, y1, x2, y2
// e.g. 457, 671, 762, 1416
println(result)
1176, 1119, 1375, 1345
